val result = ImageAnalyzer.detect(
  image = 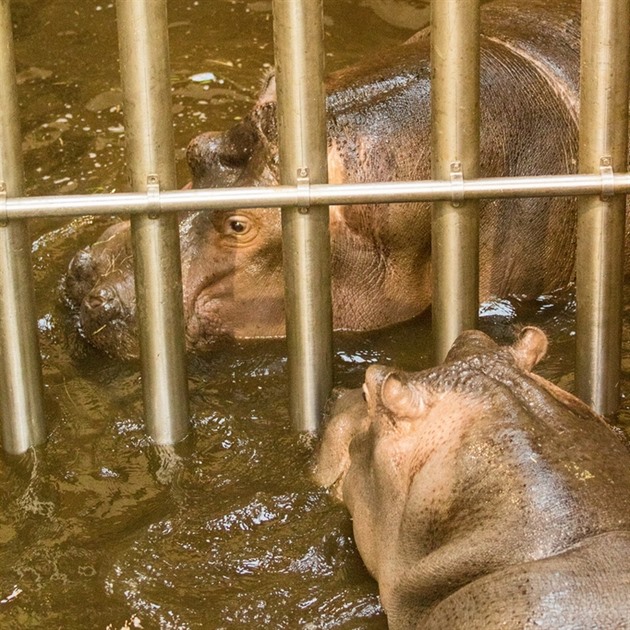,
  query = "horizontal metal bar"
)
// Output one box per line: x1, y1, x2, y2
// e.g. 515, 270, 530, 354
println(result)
5, 173, 630, 220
